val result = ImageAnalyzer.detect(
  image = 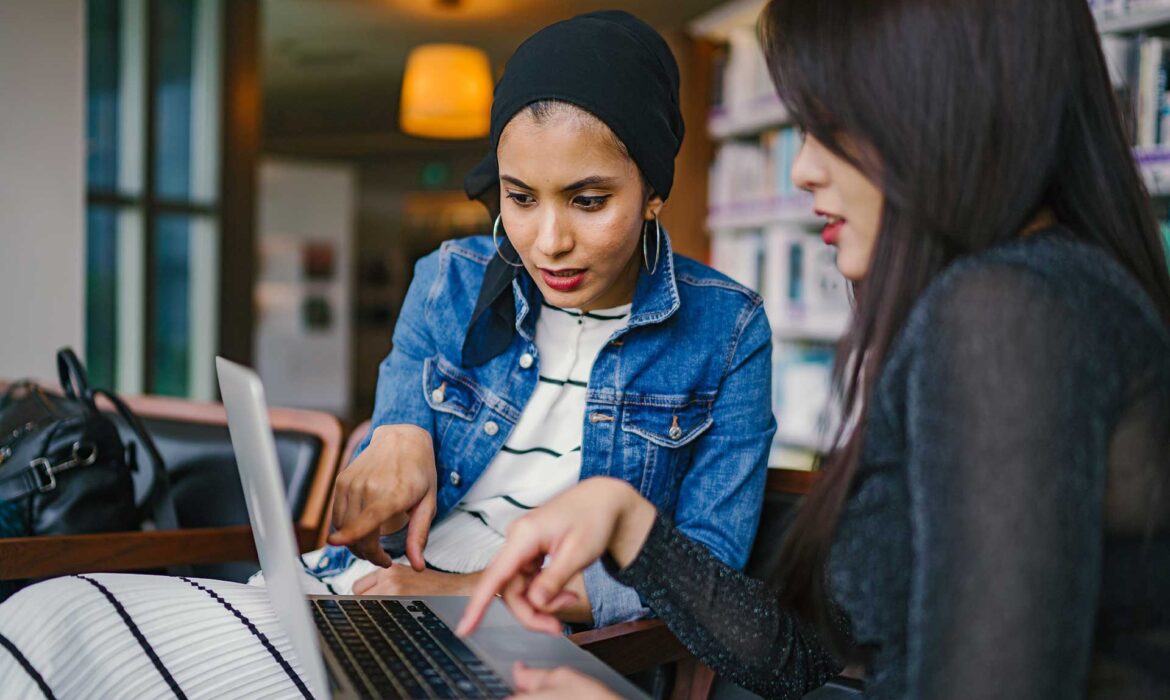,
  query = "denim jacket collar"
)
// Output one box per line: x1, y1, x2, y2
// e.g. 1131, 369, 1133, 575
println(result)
626, 228, 680, 331
461, 230, 681, 366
